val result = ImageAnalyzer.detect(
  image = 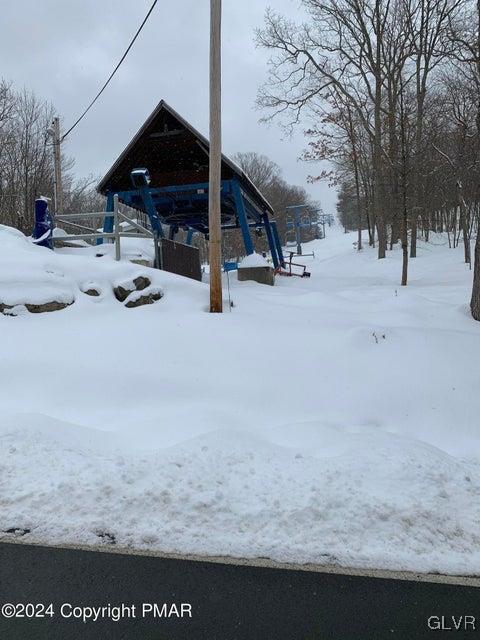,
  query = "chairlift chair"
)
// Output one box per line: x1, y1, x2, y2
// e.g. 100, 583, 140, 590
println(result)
275, 251, 311, 278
